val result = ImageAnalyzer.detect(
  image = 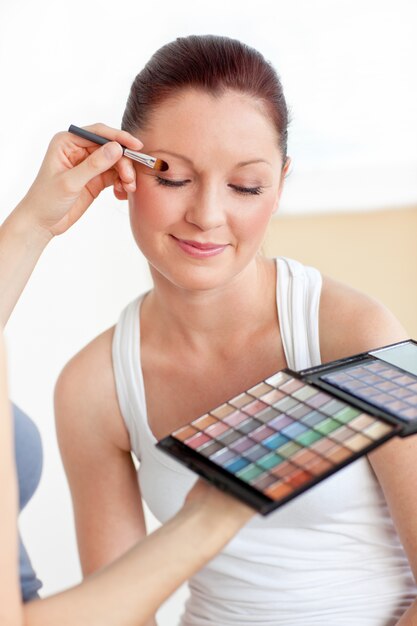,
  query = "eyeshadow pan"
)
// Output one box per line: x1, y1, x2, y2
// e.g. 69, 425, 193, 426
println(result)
292, 448, 321, 465
270, 460, 298, 479
252, 473, 279, 490
273, 396, 299, 412
236, 463, 264, 483
229, 392, 253, 408
173, 425, 198, 442
327, 445, 352, 463
243, 399, 269, 416
260, 389, 285, 404
229, 436, 255, 454
314, 418, 342, 436
244, 444, 269, 462
286, 468, 312, 489
268, 414, 294, 430
292, 385, 319, 401
280, 421, 308, 439
278, 378, 305, 394
256, 407, 280, 423
247, 381, 274, 398
306, 391, 334, 409
263, 432, 290, 450
223, 410, 249, 427
364, 421, 394, 439
210, 404, 235, 419
311, 437, 336, 455
192, 414, 218, 430
224, 457, 250, 473
238, 417, 263, 434
305, 457, 333, 475
301, 411, 324, 428
334, 406, 361, 423
265, 480, 293, 500
287, 403, 312, 420
330, 425, 356, 443
296, 429, 322, 446
344, 433, 372, 452
349, 414, 375, 431
257, 452, 284, 470
186, 432, 211, 449
265, 371, 291, 386
217, 429, 242, 445
198, 441, 223, 457
206, 421, 230, 438
250, 425, 276, 442
277, 441, 302, 458
320, 399, 348, 417
210, 448, 237, 465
